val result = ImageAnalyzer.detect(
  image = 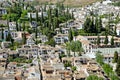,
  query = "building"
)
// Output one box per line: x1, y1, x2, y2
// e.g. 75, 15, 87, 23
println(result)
75, 35, 120, 54
11, 31, 29, 43
26, 37, 35, 45
1, 41, 11, 49
54, 34, 68, 44
103, 54, 114, 63
0, 7, 7, 15
9, 22, 16, 31
27, 12, 47, 18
